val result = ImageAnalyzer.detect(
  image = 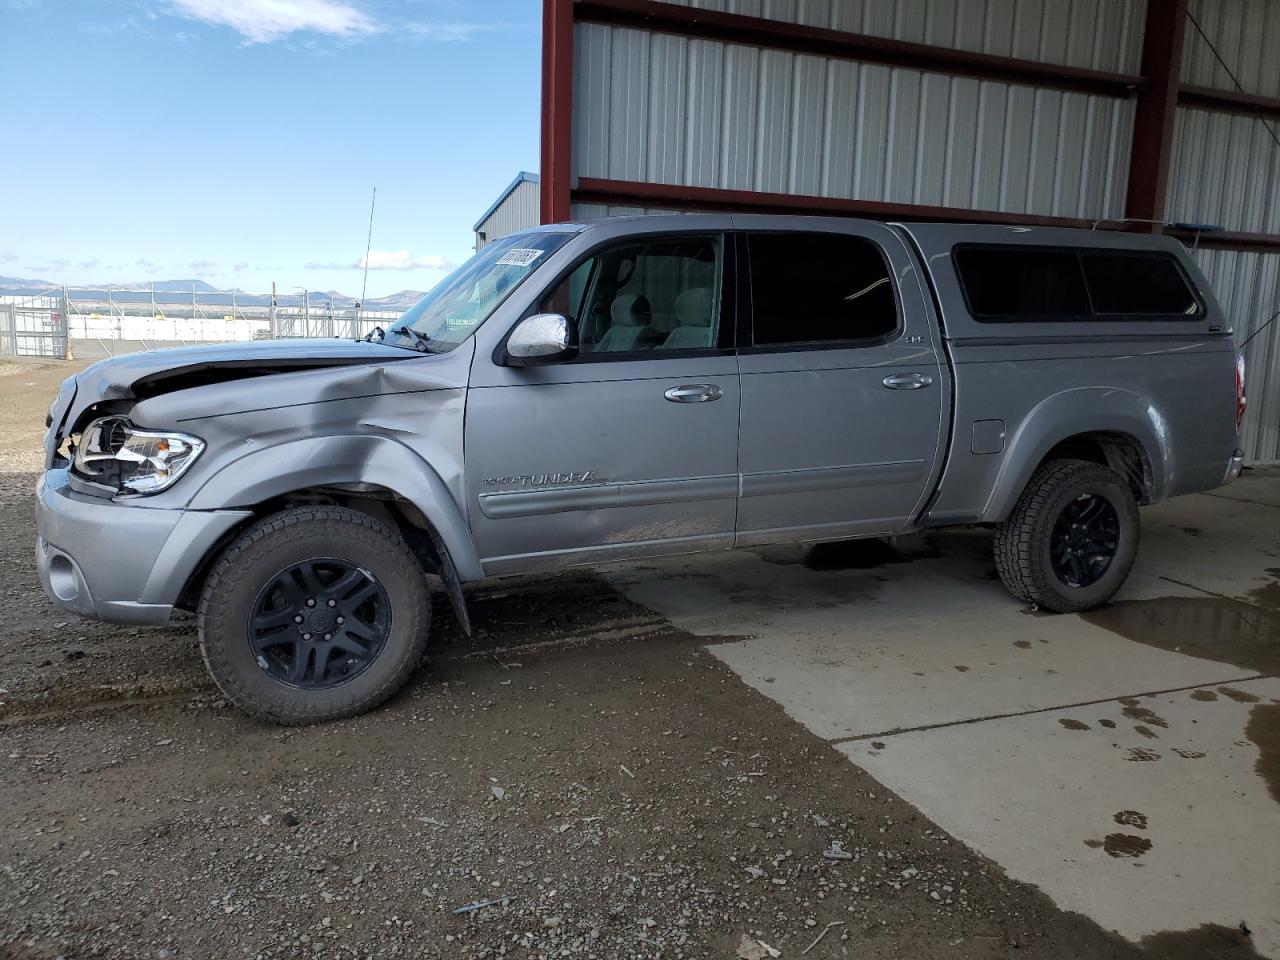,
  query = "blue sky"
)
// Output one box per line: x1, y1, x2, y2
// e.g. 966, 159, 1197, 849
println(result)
0, 0, 541, 299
